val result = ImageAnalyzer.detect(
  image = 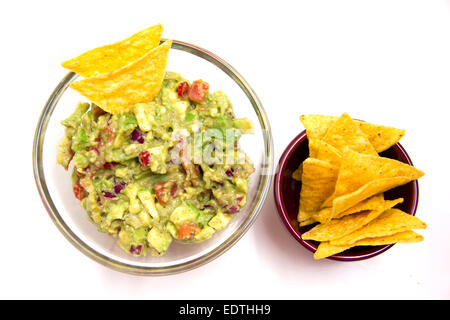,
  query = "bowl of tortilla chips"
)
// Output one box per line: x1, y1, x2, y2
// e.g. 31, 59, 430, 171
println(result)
274, 113, 426, 261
